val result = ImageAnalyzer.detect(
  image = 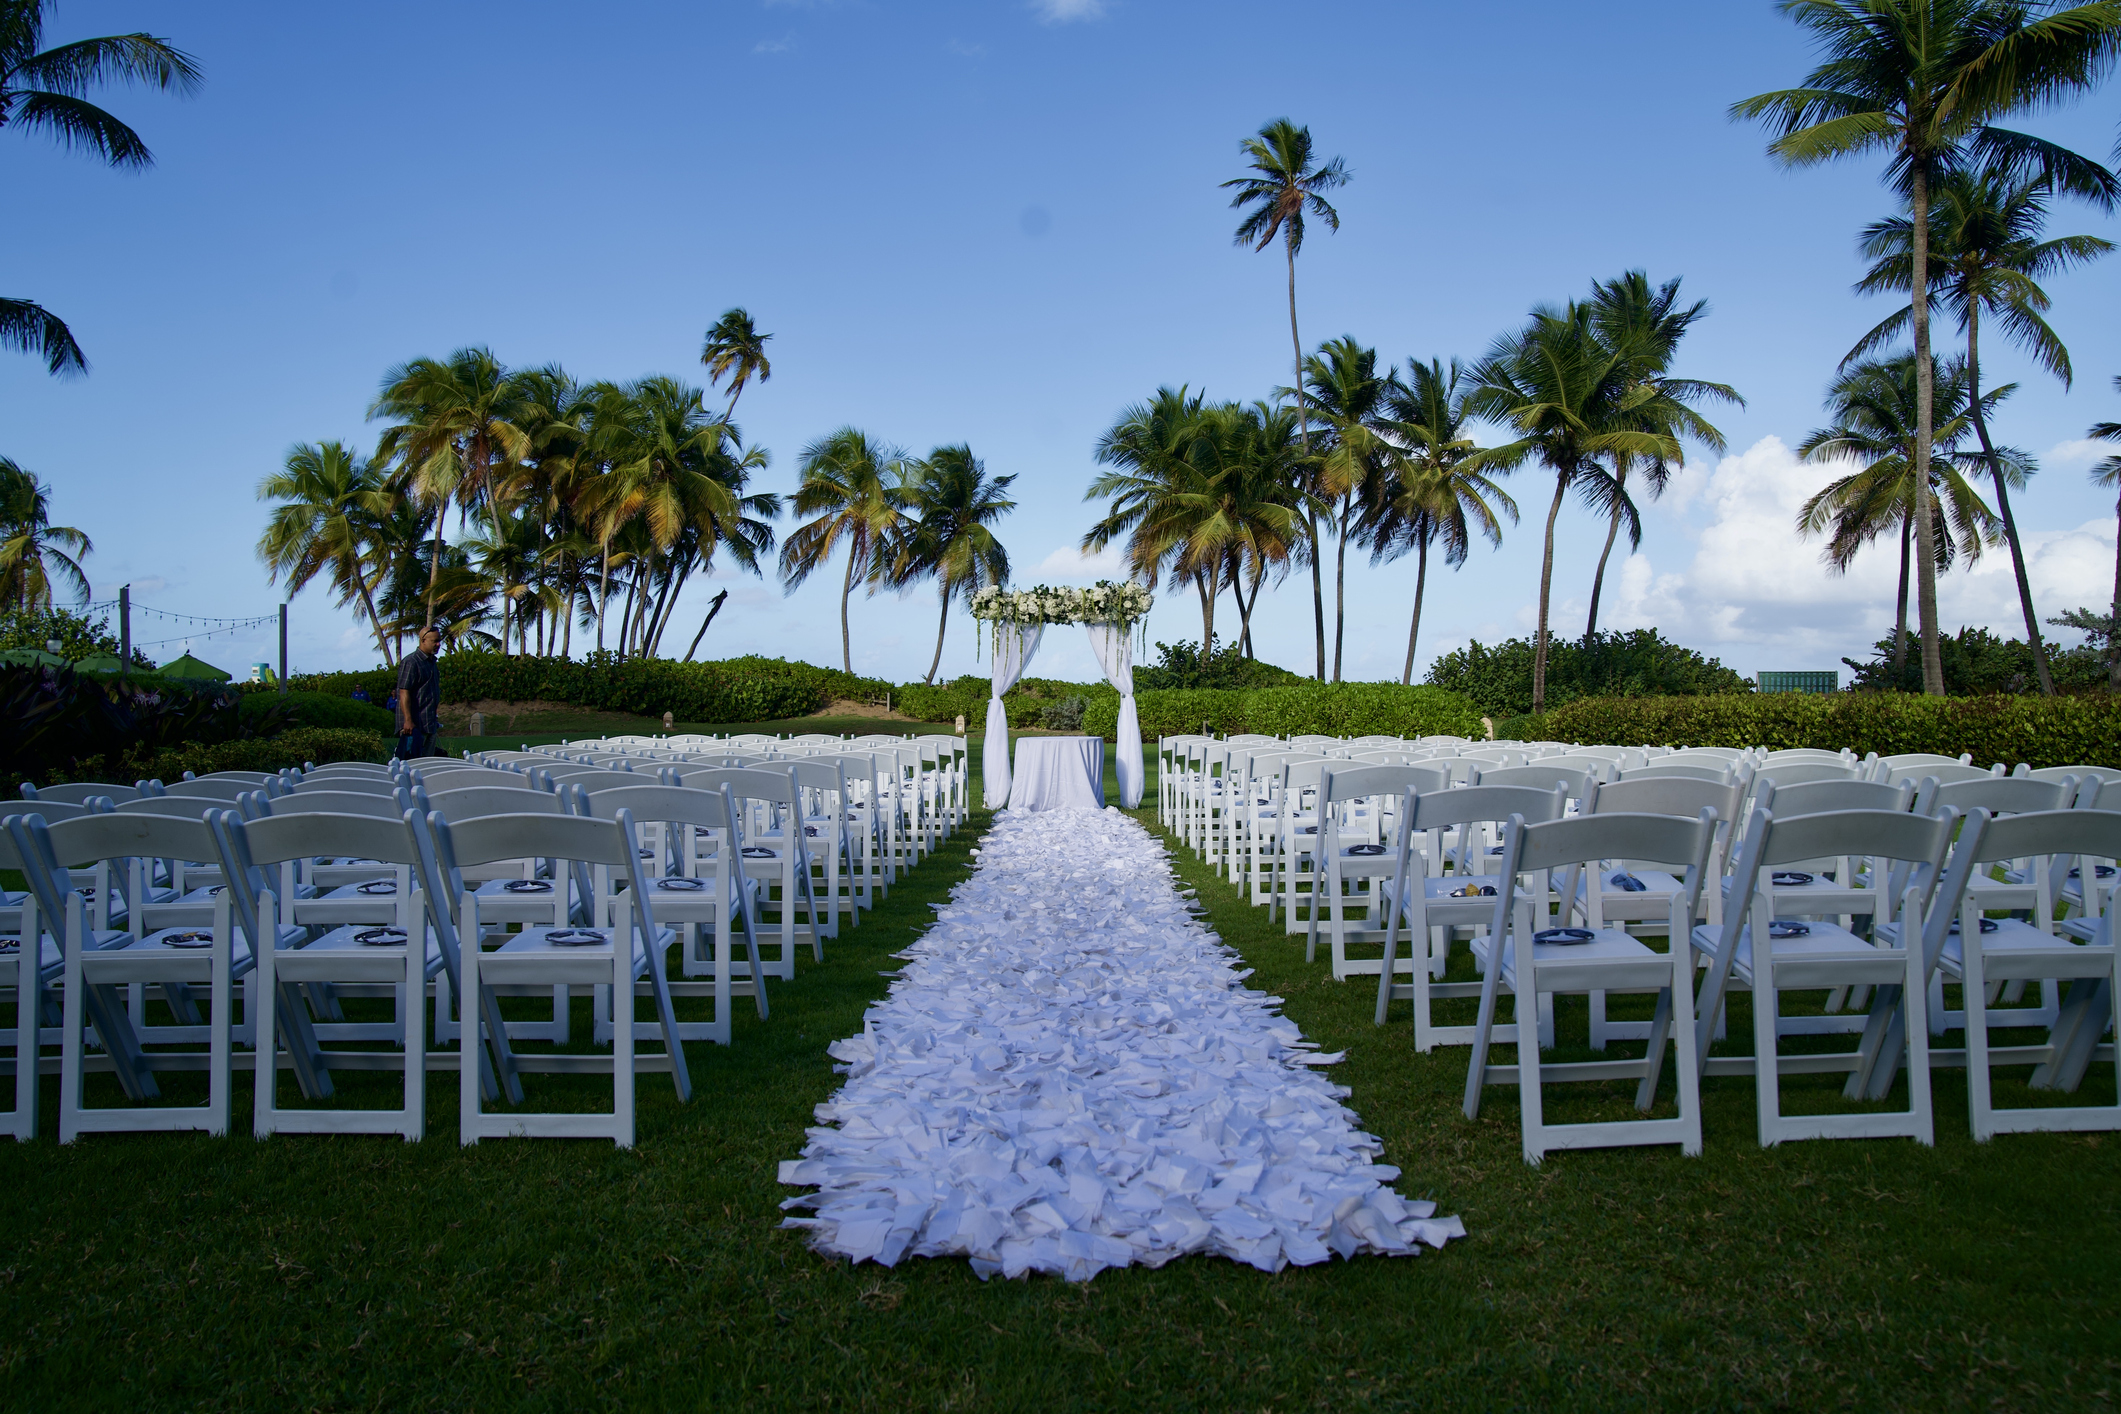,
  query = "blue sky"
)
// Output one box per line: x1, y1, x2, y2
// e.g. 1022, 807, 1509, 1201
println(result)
6, 0, 2120, 687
